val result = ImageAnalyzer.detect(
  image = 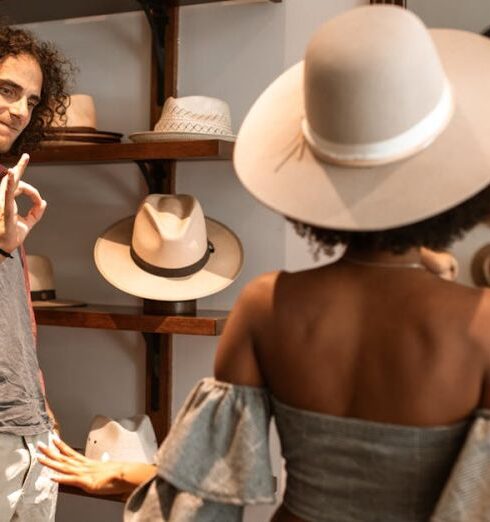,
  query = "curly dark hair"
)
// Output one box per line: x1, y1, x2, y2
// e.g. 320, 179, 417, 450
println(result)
0, 23, 75, 154
291, 184, 490, 256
